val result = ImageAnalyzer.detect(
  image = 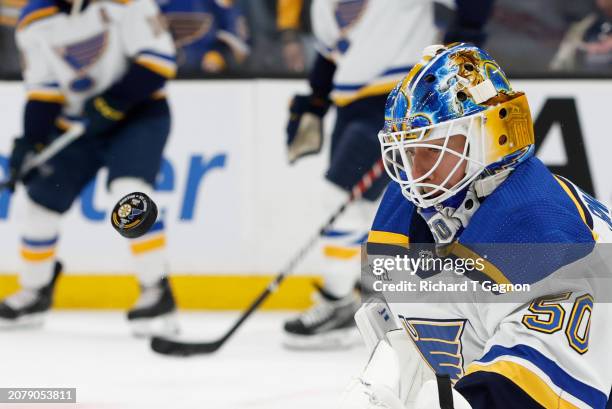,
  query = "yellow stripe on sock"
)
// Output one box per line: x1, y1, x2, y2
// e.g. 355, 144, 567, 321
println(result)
21, 248, 55, 262
323, 245, 360, 260
130, 235, 166, 255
